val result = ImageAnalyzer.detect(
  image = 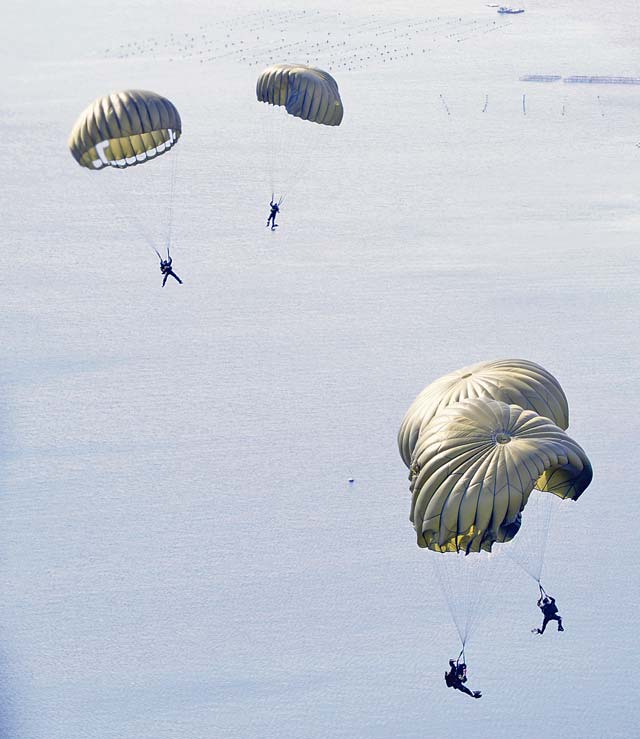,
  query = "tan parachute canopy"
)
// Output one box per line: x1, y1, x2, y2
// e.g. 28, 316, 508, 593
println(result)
398, 359, 569, 468
409, 398, 592, 554
68, 90, 181, 170
256, 64, 344, 126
